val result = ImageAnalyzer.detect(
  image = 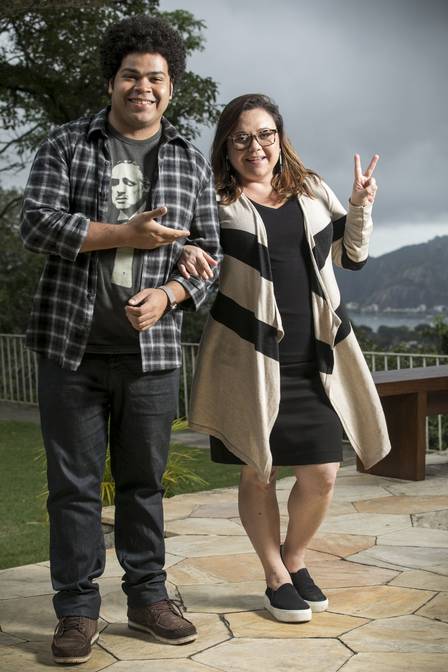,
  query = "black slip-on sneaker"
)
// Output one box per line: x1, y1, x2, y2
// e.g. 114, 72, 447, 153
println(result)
290, 567, 329, 612
280, 545, 329, 612
264, 583, 312, 623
